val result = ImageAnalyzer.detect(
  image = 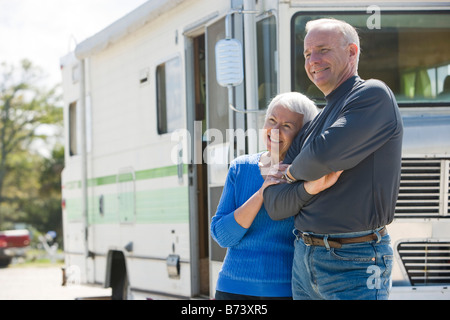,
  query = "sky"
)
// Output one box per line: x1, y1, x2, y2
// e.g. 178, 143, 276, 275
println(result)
0, 0, 148, 156
0, 0, 148, 88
